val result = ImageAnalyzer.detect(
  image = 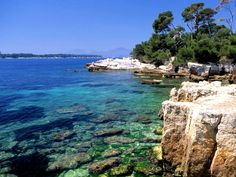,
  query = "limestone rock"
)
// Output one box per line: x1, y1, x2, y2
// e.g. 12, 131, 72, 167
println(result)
94, 128, 123, 137
101, 149, 122, 158
160, 81, 236, 177
47, 153, 91, 172
88, 157, 121, 174
104, 136, 135, 144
